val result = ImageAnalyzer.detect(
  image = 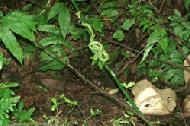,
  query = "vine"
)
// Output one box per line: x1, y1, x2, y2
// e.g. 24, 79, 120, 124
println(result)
76, 11, 152, 126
